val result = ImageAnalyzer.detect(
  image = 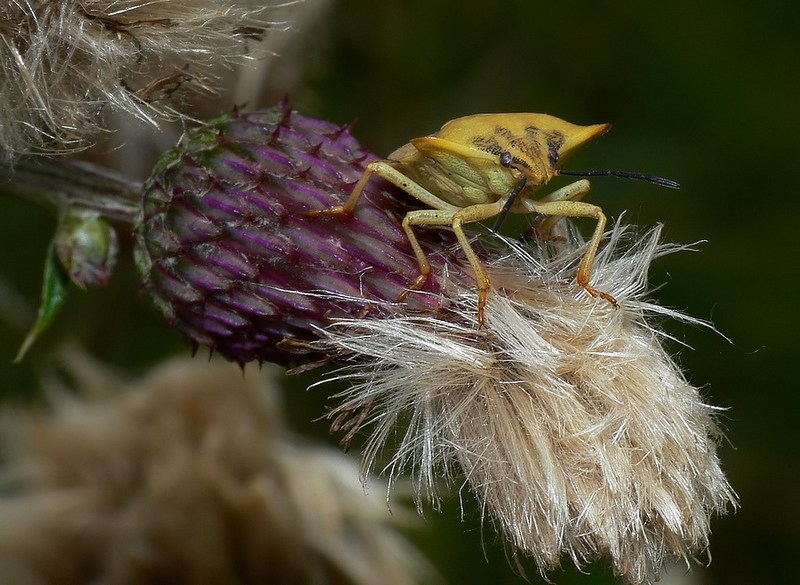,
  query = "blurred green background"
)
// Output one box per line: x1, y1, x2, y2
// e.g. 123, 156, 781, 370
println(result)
1, 0, 798, 583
